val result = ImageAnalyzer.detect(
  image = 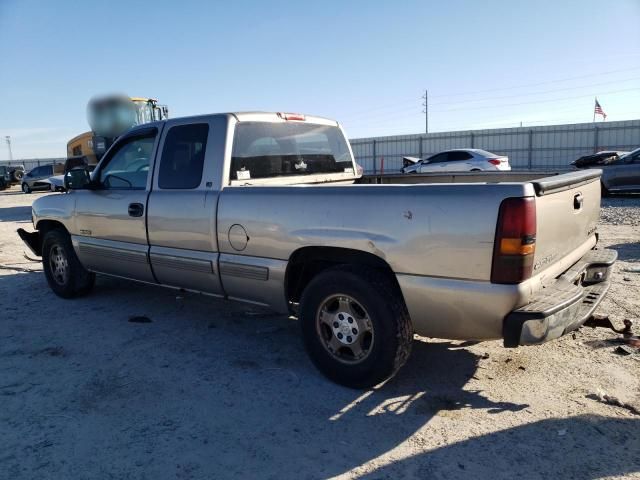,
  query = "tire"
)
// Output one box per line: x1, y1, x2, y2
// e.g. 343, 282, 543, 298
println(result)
22, 183, 31, 194
470, 168, 481, 172
42, 228, 95, 298
299, 265, 413, 388
11, 170, 23, 182
601, 182, 610, 198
